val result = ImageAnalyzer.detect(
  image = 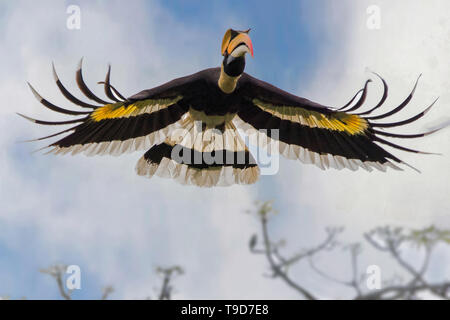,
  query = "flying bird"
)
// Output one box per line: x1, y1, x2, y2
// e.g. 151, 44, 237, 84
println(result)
20, 29, 444, 187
